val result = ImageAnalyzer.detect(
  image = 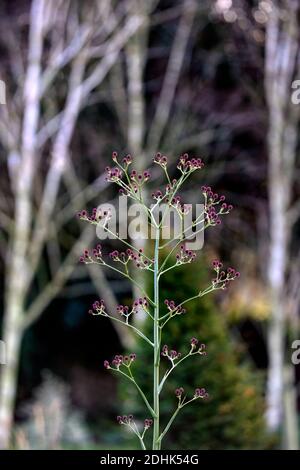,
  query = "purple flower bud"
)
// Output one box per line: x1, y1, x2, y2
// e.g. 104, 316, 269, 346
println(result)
194, 387, 206, 398
154, 152, 168, 167
175, 387, 184, 398
144, 418, 153, 429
